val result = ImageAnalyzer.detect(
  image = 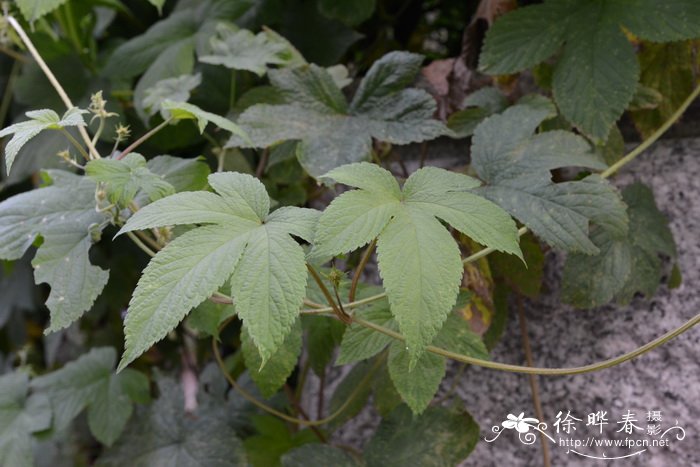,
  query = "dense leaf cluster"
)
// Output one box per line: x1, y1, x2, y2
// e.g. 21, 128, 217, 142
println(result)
0, 0, 695, 465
